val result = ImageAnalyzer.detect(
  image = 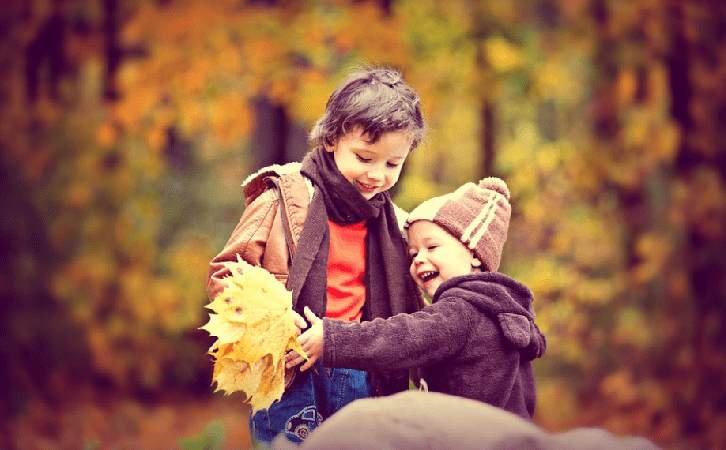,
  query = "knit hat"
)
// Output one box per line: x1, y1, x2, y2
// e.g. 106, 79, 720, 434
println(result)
405, 178, 511, 272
